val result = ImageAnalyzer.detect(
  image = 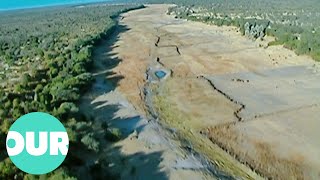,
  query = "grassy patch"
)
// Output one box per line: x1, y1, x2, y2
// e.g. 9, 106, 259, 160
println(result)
267, 40, 283, 46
